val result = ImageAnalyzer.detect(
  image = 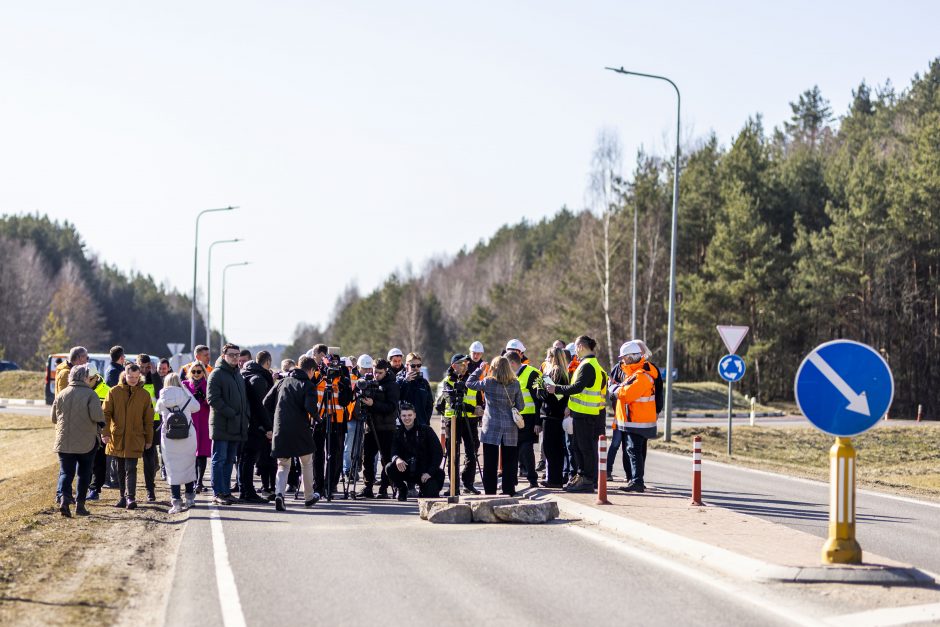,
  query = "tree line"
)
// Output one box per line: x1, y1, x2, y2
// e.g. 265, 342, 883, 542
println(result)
289, 58, 940, 417
0, 214, 204, 369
